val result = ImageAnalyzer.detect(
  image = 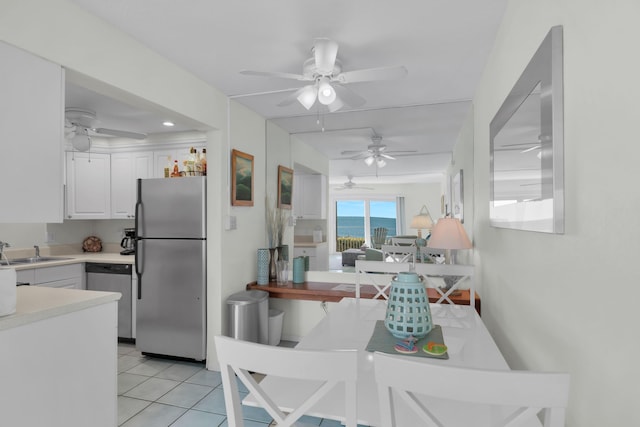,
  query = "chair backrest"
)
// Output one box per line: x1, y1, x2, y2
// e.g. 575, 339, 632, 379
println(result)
413, 263, 475, 308
374, 352, 570, 427
390, 237, 417, 246
214, 335, 358, 427
372, 227, 388, 249
355, 260, 411, 299
381, 244, 415, 263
